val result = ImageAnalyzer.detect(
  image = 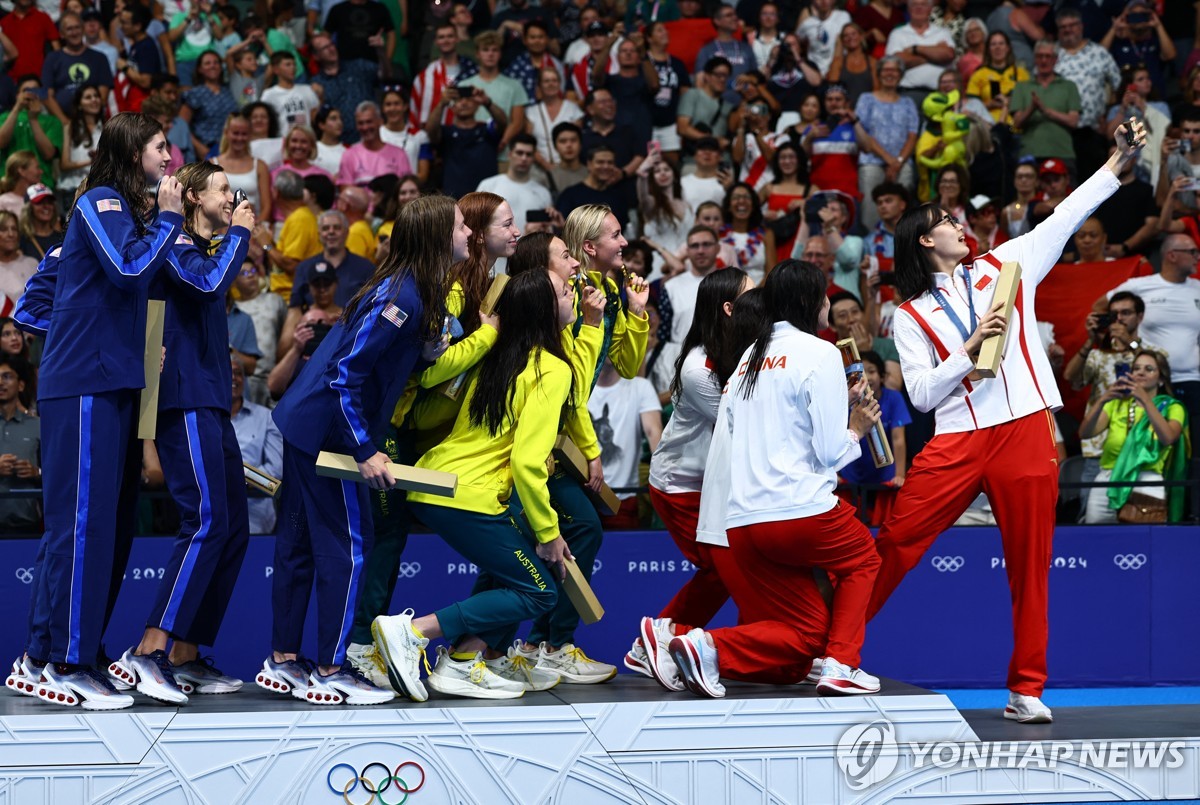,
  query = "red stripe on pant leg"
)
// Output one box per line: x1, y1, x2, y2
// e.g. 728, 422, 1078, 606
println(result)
982, 413, 1057, 697
649, 487, 730, 628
